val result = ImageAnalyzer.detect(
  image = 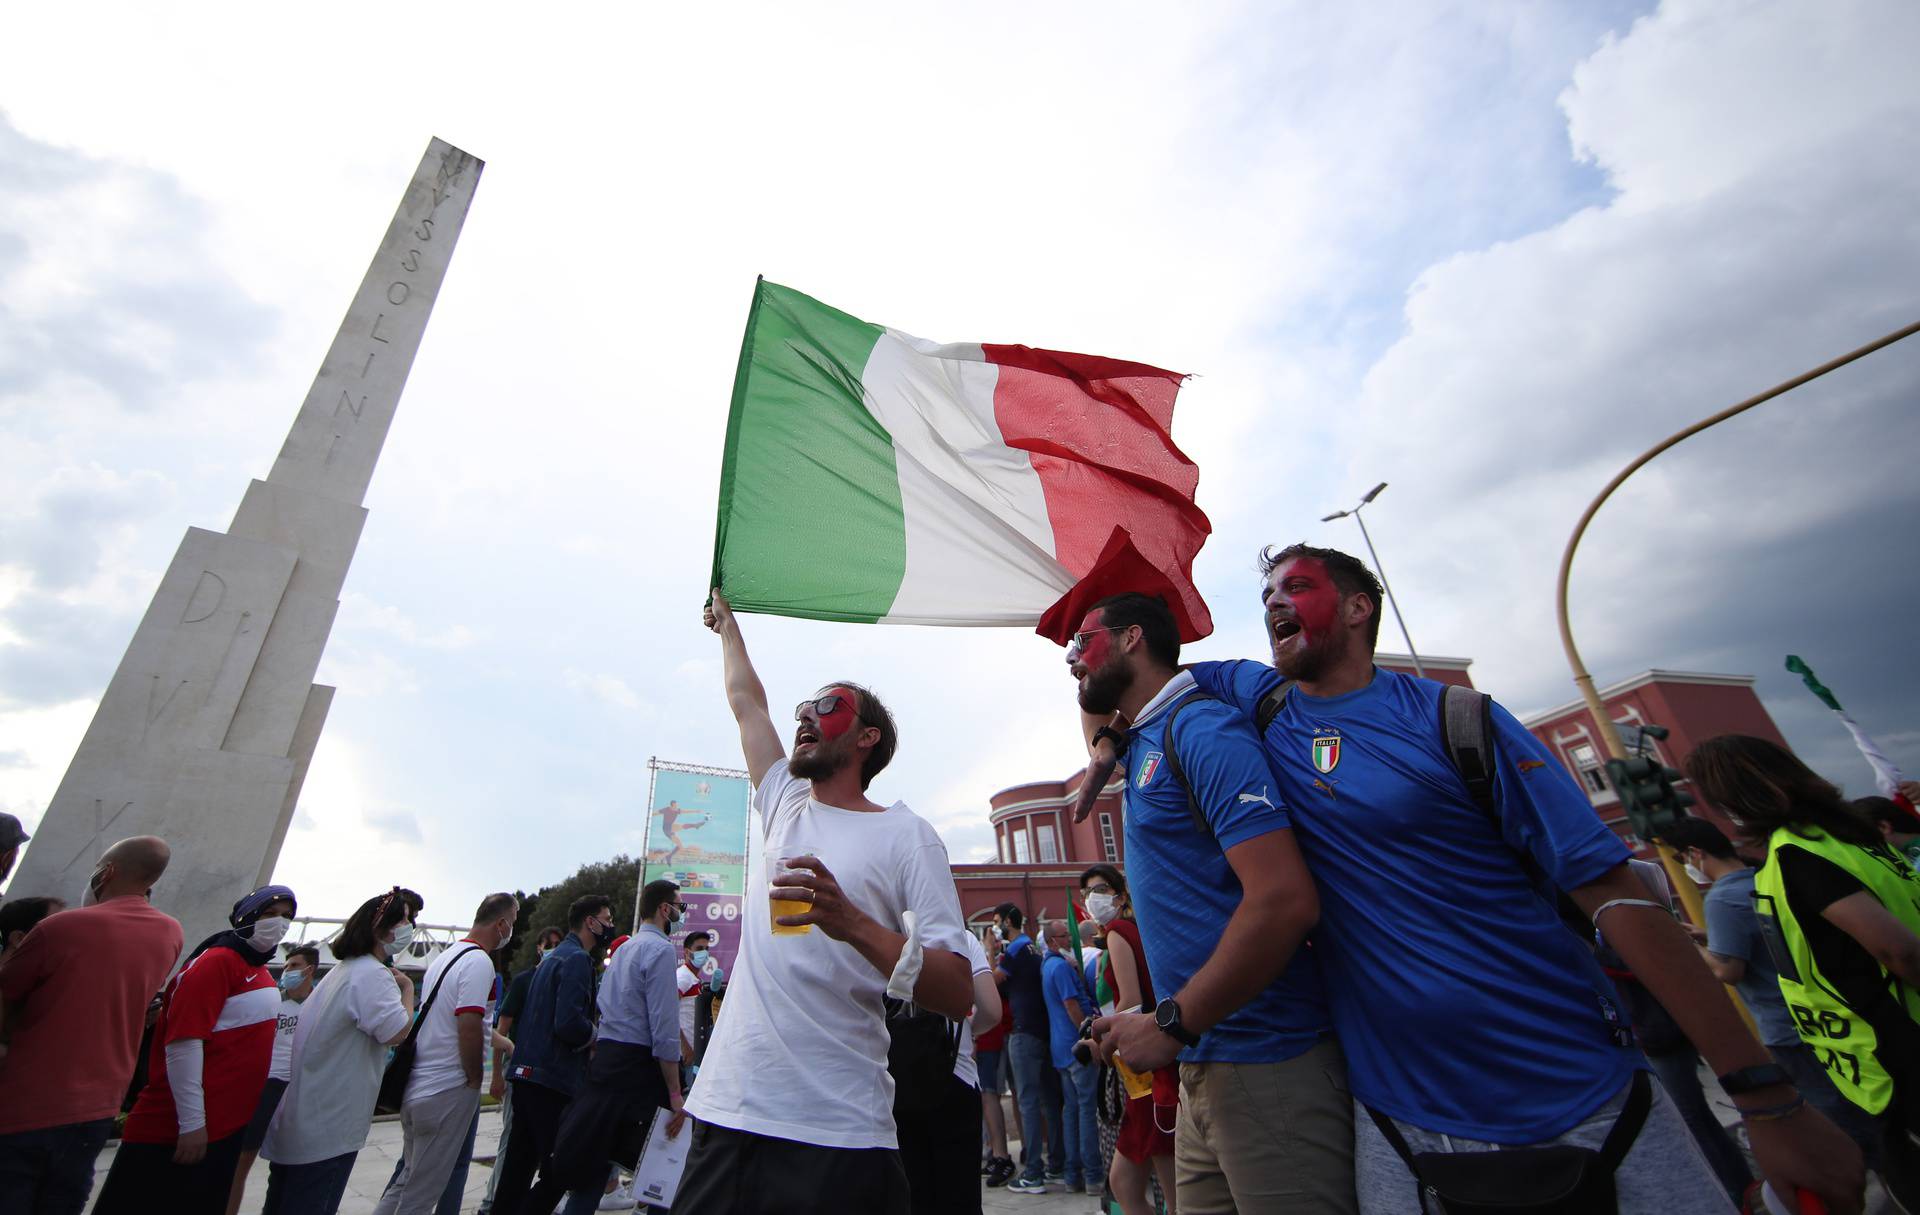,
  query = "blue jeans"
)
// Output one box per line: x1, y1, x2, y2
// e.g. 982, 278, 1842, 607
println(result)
1647, 1049, 1752, 1206
1057, 1061, 1101, 1187
0, 1119, 114, 1215
262, 1152, 360, 1215
1007, 1031, 1062, 1183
